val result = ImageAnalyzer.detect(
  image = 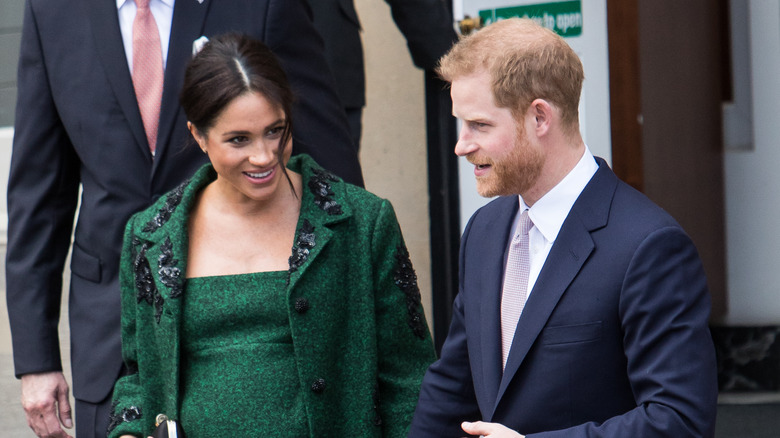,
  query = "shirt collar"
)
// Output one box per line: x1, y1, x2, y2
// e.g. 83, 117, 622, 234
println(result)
520, 146, 598, 244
